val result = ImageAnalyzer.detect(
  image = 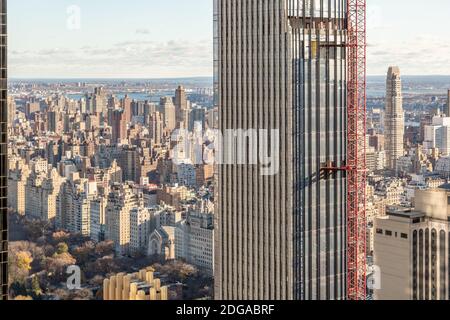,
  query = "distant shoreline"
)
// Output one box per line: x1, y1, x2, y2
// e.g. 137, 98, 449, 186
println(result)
8, 75, 450, 81
8, 76, 214, 83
